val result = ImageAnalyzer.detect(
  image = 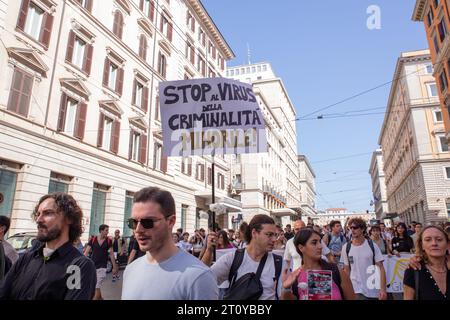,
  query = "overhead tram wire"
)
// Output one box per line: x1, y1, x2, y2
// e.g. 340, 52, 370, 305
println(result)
298, 57, 442, 120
